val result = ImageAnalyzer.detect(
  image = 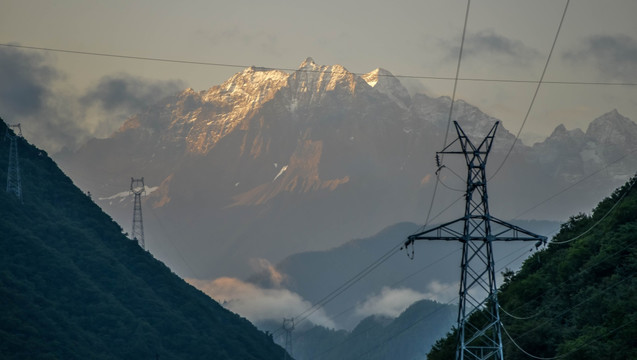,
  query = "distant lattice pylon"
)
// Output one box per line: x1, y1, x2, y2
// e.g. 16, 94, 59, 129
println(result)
5, 124, 23, 203
282, 318, 295, 360
130, 177, 146, 249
